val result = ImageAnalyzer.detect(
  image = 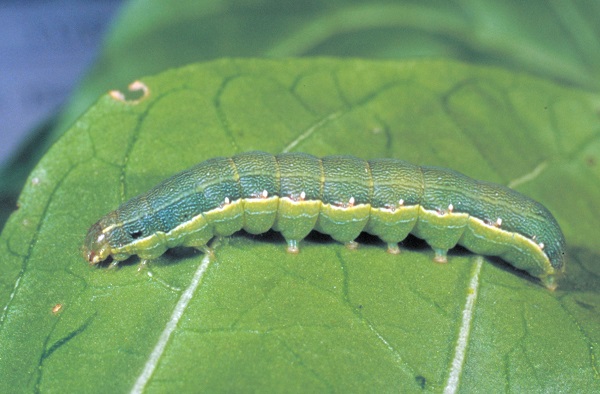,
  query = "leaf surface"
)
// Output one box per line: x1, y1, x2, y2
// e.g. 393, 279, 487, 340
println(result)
1, 59, 599, 392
